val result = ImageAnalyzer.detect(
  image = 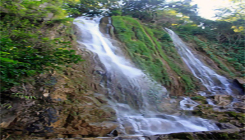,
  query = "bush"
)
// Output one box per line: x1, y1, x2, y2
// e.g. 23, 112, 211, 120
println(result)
0, 4, 82, 92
